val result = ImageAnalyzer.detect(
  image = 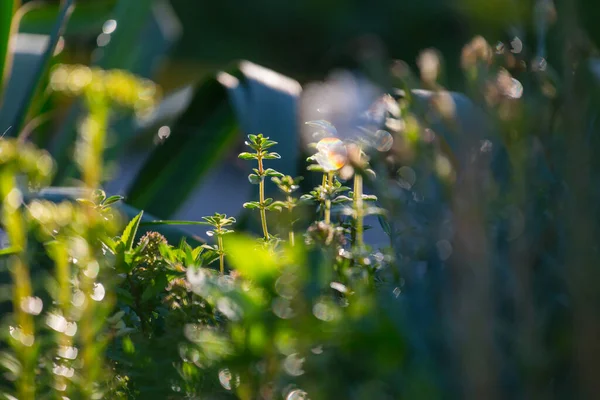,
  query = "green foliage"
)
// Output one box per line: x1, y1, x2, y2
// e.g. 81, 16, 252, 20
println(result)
5, 2, 600, 400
